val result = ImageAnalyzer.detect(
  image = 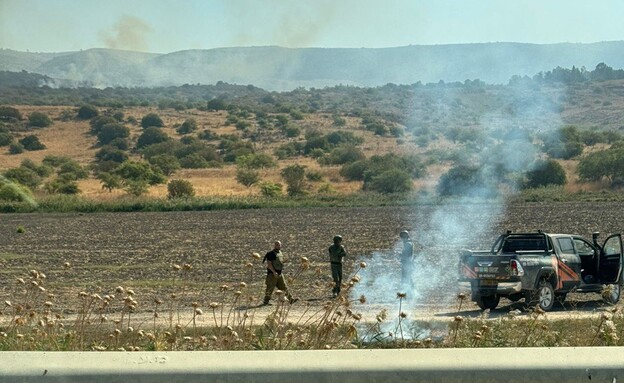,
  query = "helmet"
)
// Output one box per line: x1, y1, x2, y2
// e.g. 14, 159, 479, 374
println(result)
333, 235, 343, 243
399, 230, 409, 239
